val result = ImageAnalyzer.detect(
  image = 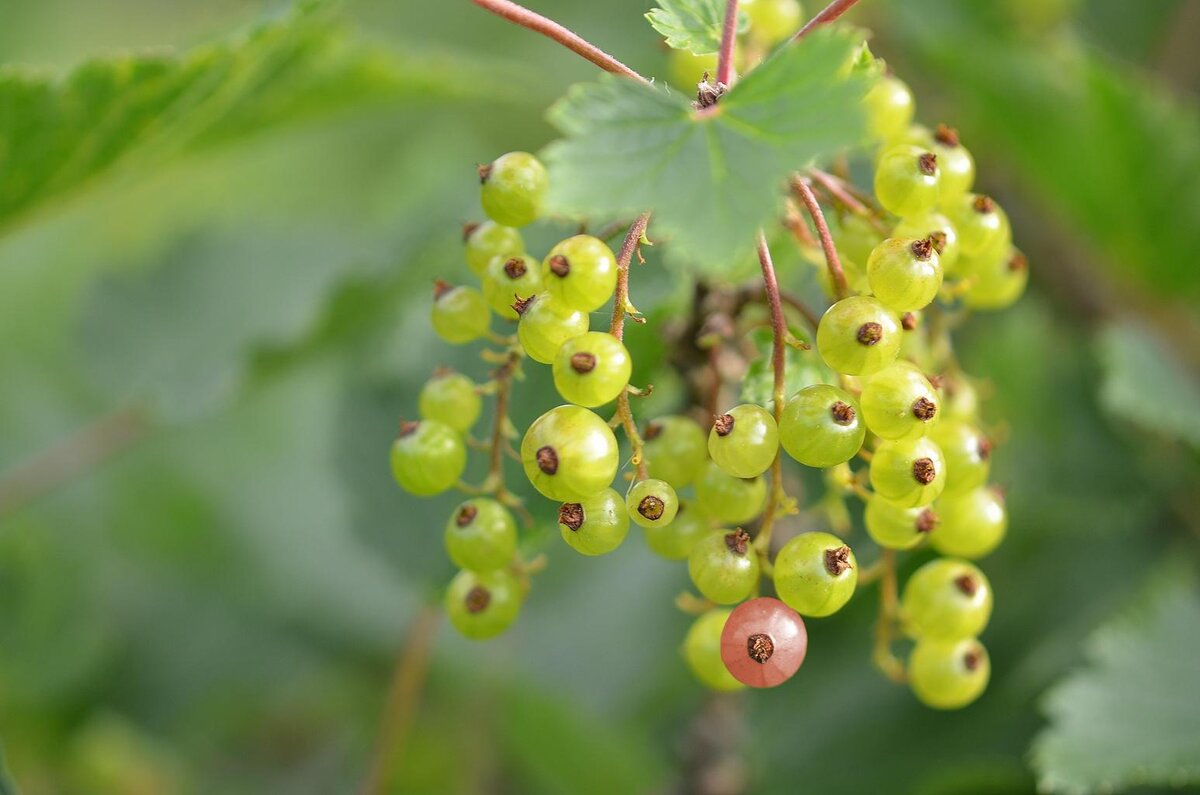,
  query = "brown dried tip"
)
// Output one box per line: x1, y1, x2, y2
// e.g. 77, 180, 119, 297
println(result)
928, 230, 948, 255
638, 495, 666, 521
911, 237, 936, 261
934, 123, 960, 147
912, 396, 938, 422
963, 648, 983, 672
917, 152, 939, 176
432, 279, 454, 300
747, 633, 775, 664
916, 508, 938, 533
901, 312, 918, 331
398, 419, 420, 438
536, 445, 559, 475
462, 221, 480, 242
912, 457, 937, 485
559, 502, 584, 531
694, 73, 727, 110
724, 529, 751, 556
456, 504, 478, 527
643, 422, 663, 442
465, 585, 491, 614
830, 401, 856, 426
824, 545, 853, 576
973, 195, 996, 214
714, 413, 735, 437
954, 574, 979, 597
926, 373, 944, 389
977, 436, 993, 461
857, 322, 884, 346
570, 352, 597, 374
511, 294, 535, 316
503, 257, 527, 279
548, 254, 570, 277
477, 163, 492, 183
1009, 251, 1029, 272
